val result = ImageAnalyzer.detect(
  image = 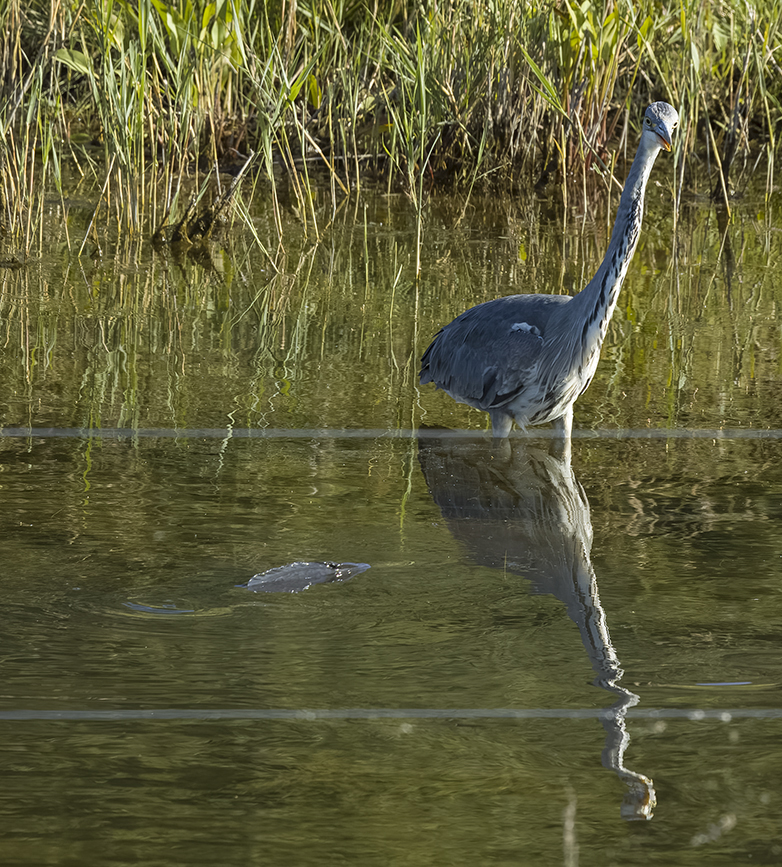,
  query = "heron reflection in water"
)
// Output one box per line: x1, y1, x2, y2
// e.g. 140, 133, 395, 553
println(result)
417, 433, 655, 821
